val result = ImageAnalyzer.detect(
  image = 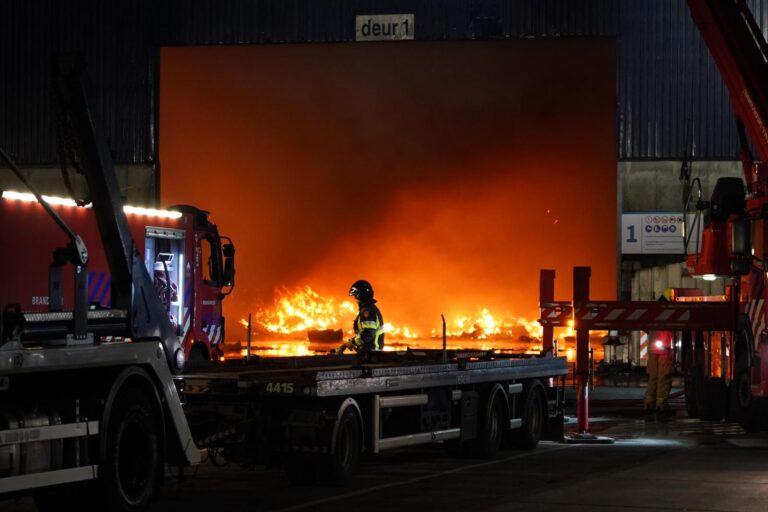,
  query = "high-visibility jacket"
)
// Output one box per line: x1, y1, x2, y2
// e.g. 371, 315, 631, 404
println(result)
650, 330, 674, 355
352, 301, 385, 351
